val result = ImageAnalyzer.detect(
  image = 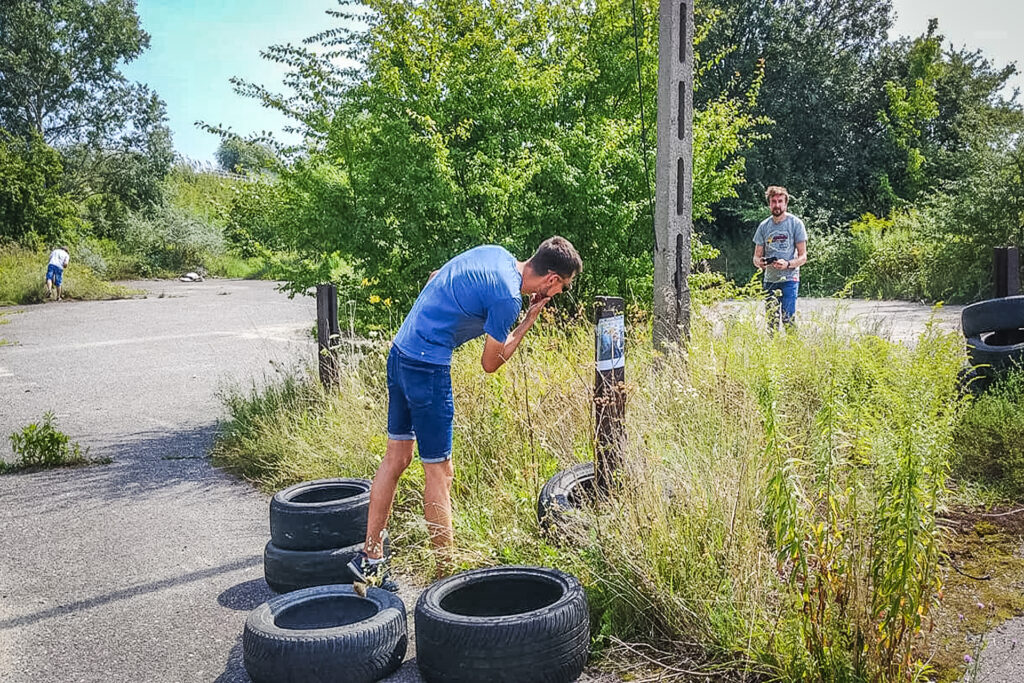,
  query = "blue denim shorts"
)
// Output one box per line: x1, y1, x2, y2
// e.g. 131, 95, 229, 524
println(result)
45, 264, 63, 287
386, 346, 454, 463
